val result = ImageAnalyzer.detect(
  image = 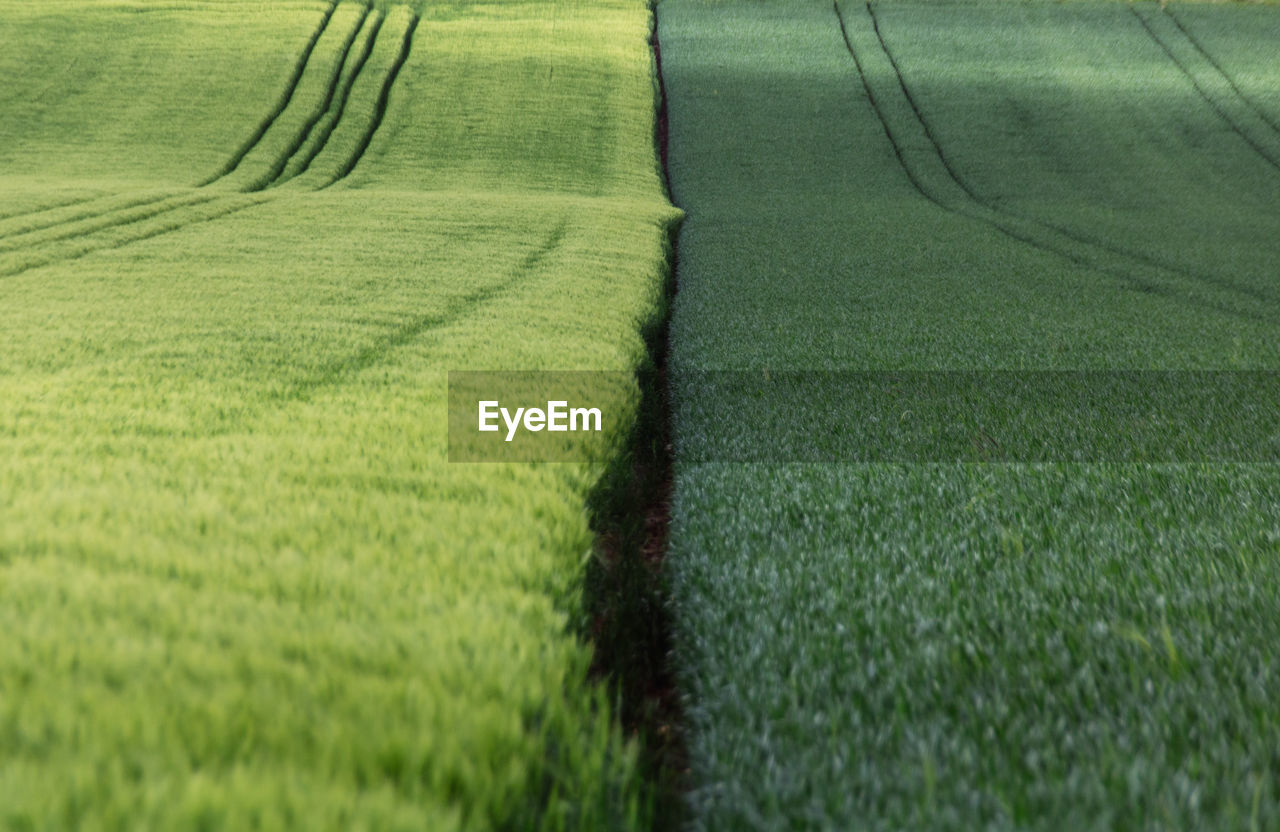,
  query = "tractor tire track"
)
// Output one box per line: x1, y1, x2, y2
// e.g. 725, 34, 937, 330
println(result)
199, 0, 340, 186
280, 220, 566, 403
835, 1, 943, 211
284, 8, 386, 182
324, 10, 419, 188
842, 0, 1280, 318
0, 193, 109, 224
1, 2, 339, 254
254, 2, 374, 191
3, 2, 411, 278
0, 192, 217, 254
1131, 3, 1280, 177
1163, 6, 1280, 140
865, 0, 1279, 305
0, 191, 181, 240
835, 1, 1162, 291
0, 195, 270, 280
